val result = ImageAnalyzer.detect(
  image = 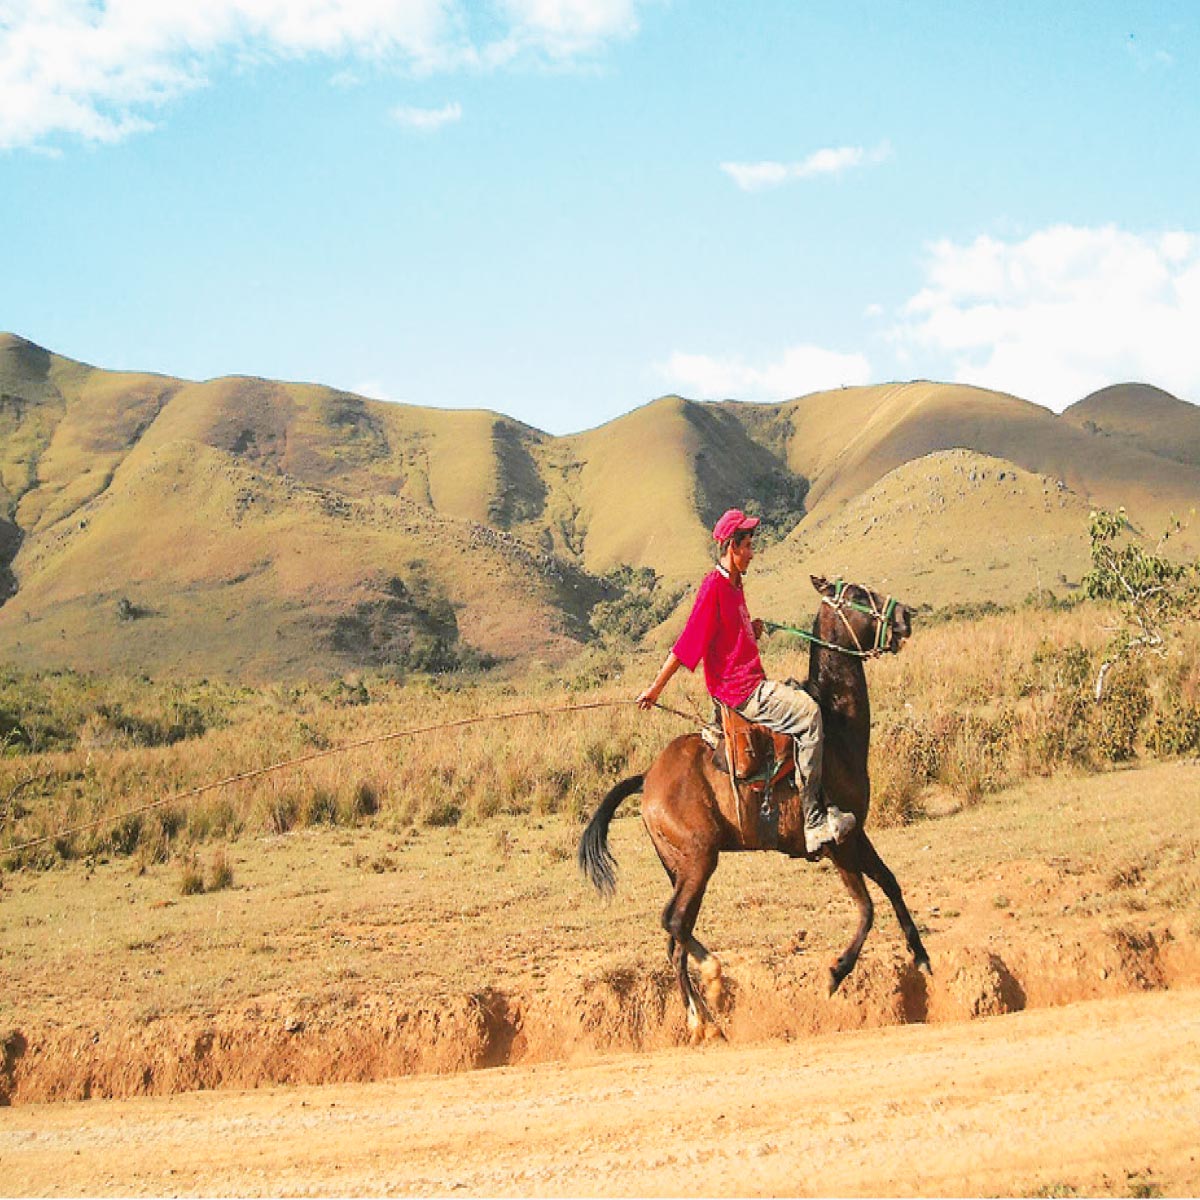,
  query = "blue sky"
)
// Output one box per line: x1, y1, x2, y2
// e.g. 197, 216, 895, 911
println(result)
2, 0, 1199, 434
